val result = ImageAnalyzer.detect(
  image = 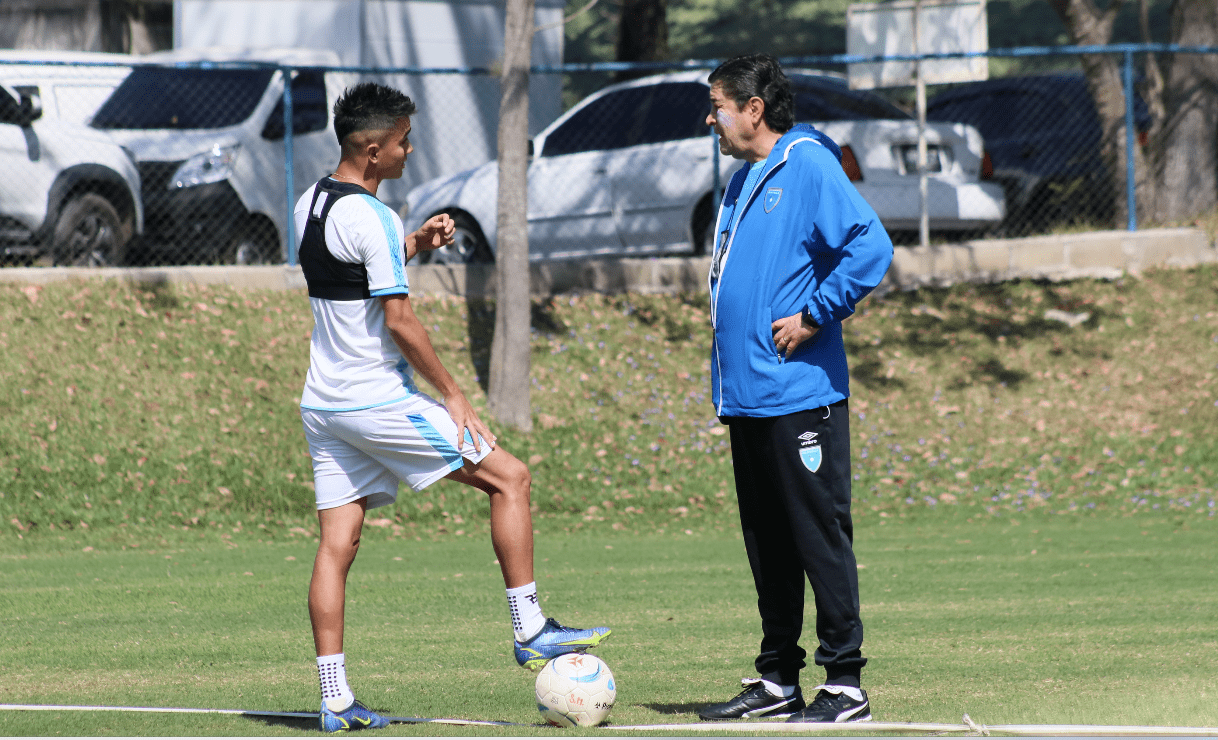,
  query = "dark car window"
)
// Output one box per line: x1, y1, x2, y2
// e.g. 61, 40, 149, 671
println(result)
0, 86, 20, 124
92, 67, 275, 130
542, 86, 654, 157
928, 76, 1146, 140
262, 69, 329, 140
928, 90, 1060, 139
792, 78, 910, 121
637, 82, 712, 145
